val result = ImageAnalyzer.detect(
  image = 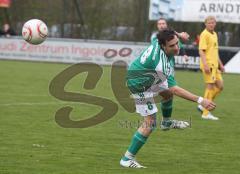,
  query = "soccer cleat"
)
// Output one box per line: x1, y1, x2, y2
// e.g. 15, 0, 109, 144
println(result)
202, 113, 219, 120
120, 159, 146, 168
160, 119, 189, 130
197, 104, 204, 112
